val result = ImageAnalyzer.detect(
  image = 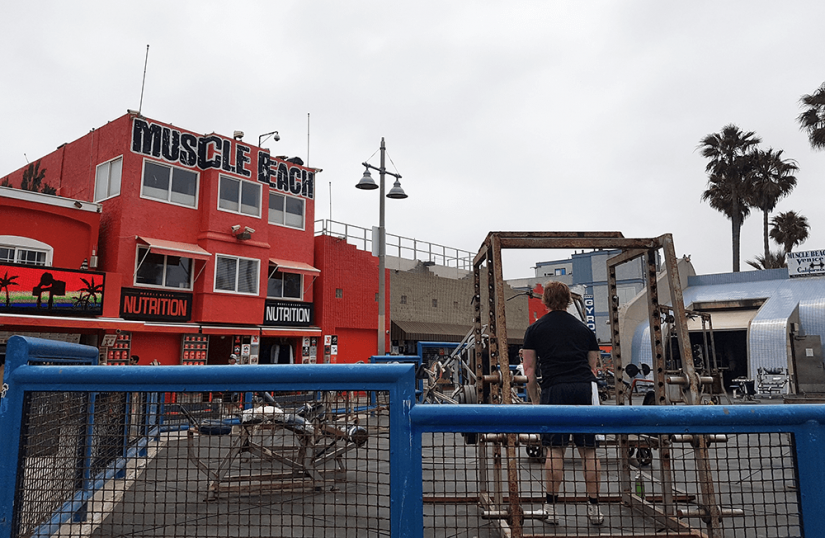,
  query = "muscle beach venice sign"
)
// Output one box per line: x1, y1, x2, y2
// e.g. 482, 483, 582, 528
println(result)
787, 250, 825, 277
131, 118, 314, 200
